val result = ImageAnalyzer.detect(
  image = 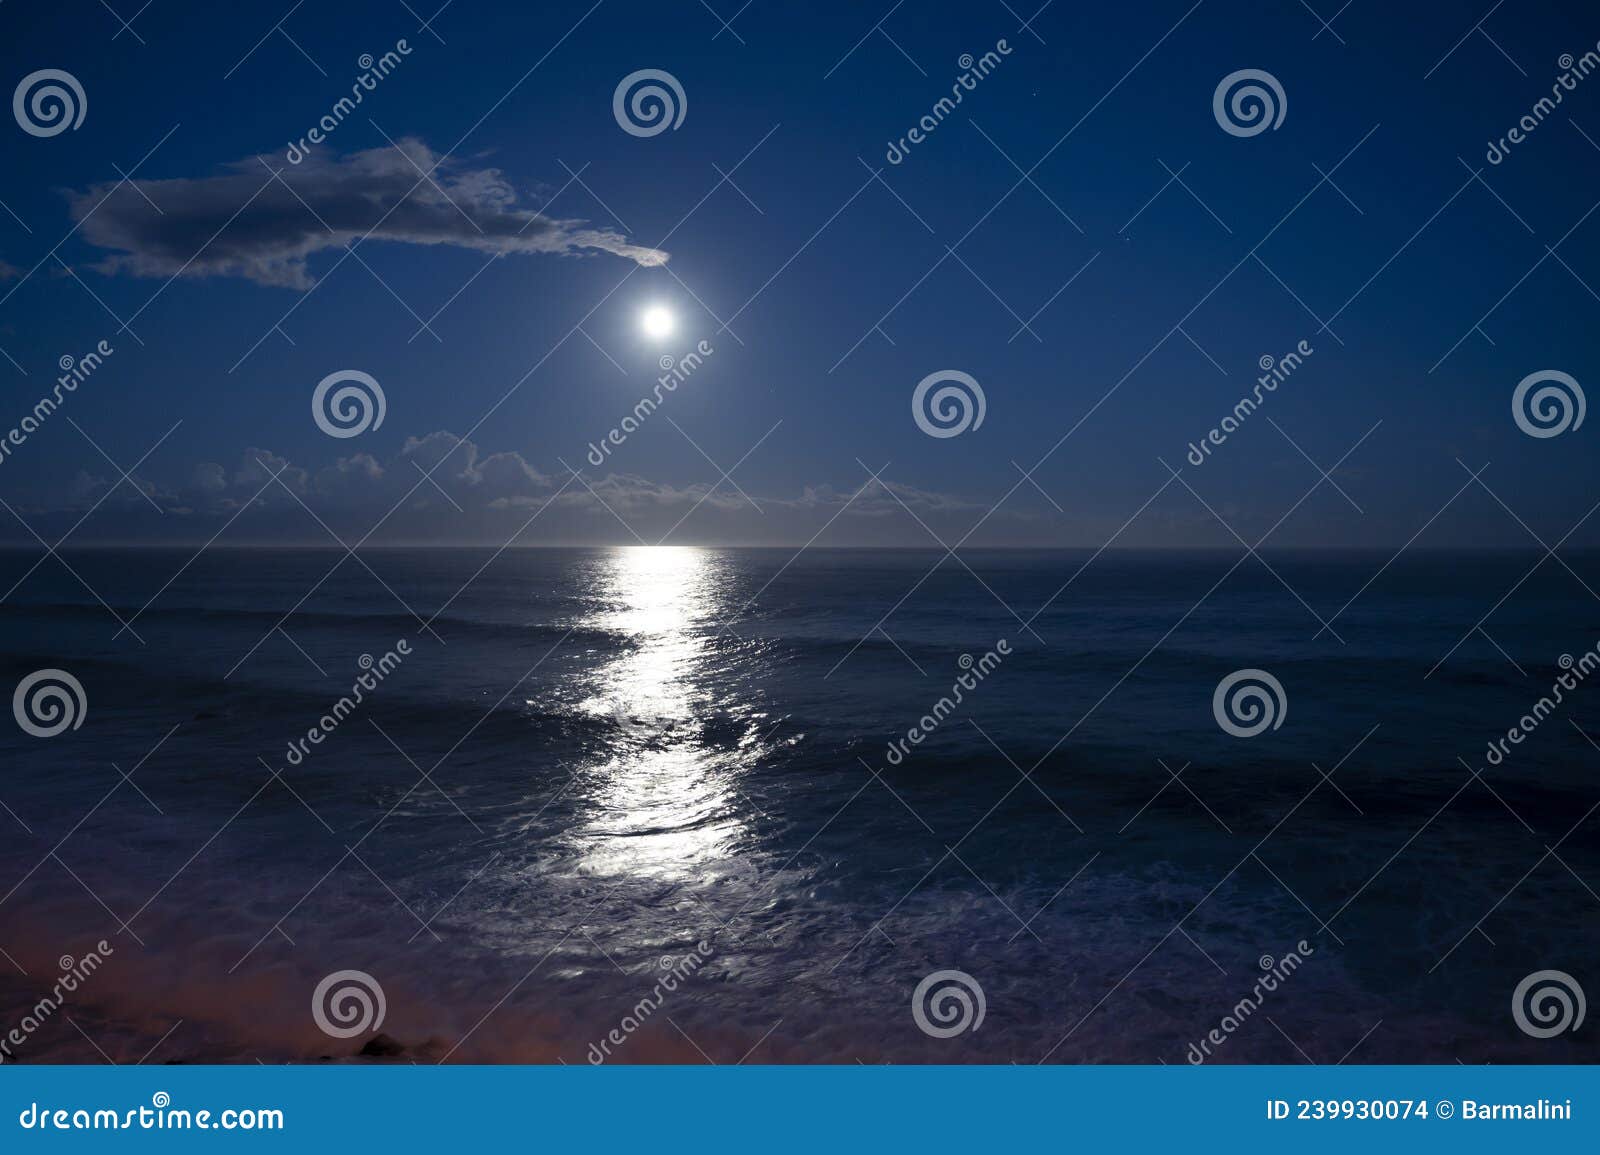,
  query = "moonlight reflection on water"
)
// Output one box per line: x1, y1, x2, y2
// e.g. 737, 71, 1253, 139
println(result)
573, 547, 748, 883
